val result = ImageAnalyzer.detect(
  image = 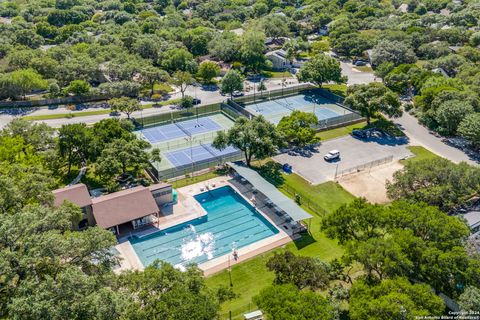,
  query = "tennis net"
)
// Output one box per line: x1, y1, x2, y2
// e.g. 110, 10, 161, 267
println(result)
174, 121, 191, 137
200, 142, 219, 159
273, 98, 295, 111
